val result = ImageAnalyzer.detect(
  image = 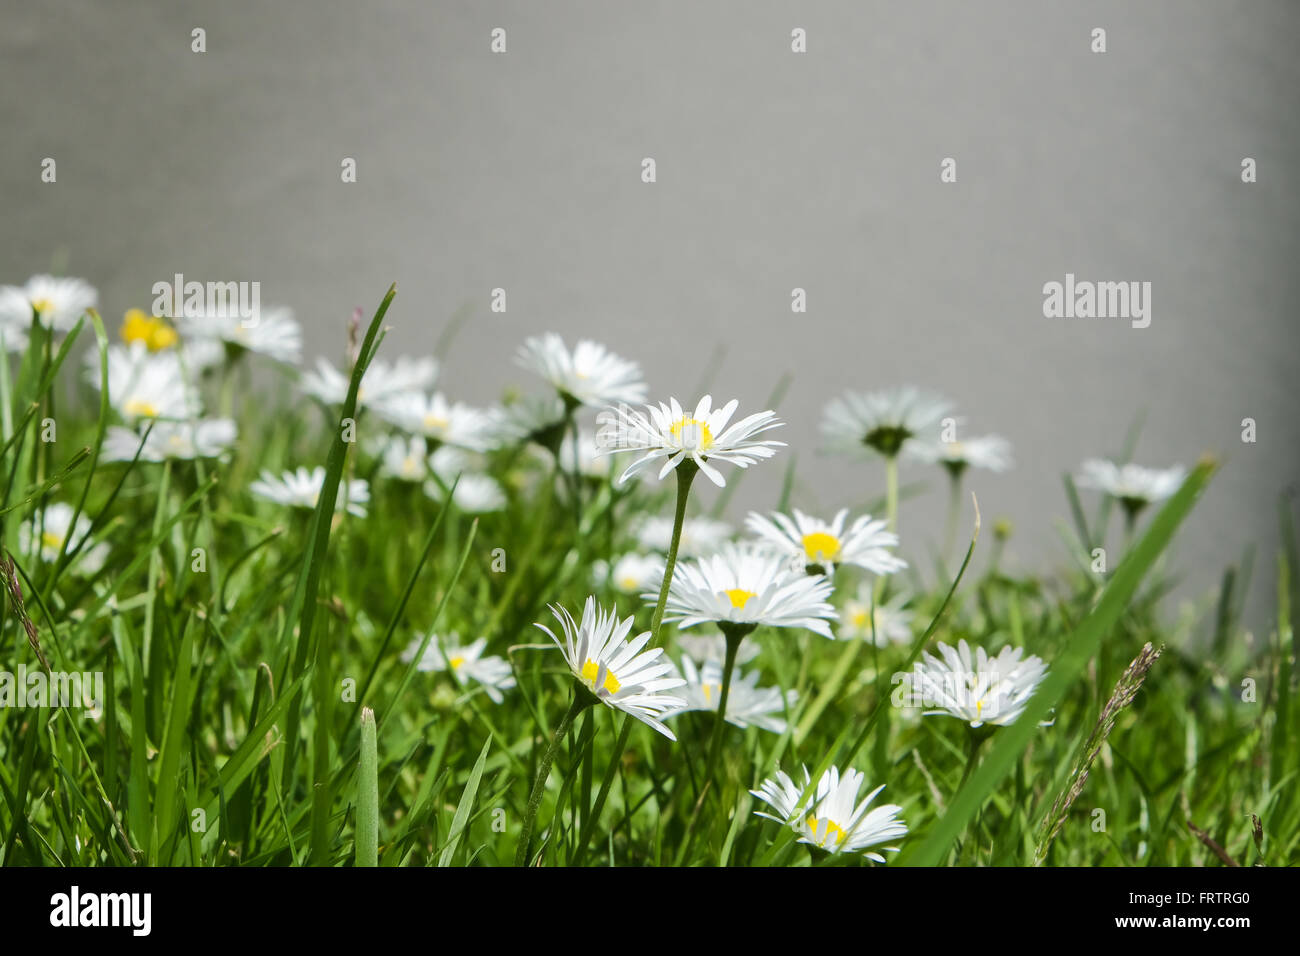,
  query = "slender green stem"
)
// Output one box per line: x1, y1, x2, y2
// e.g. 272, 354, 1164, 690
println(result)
884, 454, 900, 534
573, 460, 697, 864
956, 727, 984, 794
516, 691, 587, 866
943, 470, 963, 560
703, 627, 746, 784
